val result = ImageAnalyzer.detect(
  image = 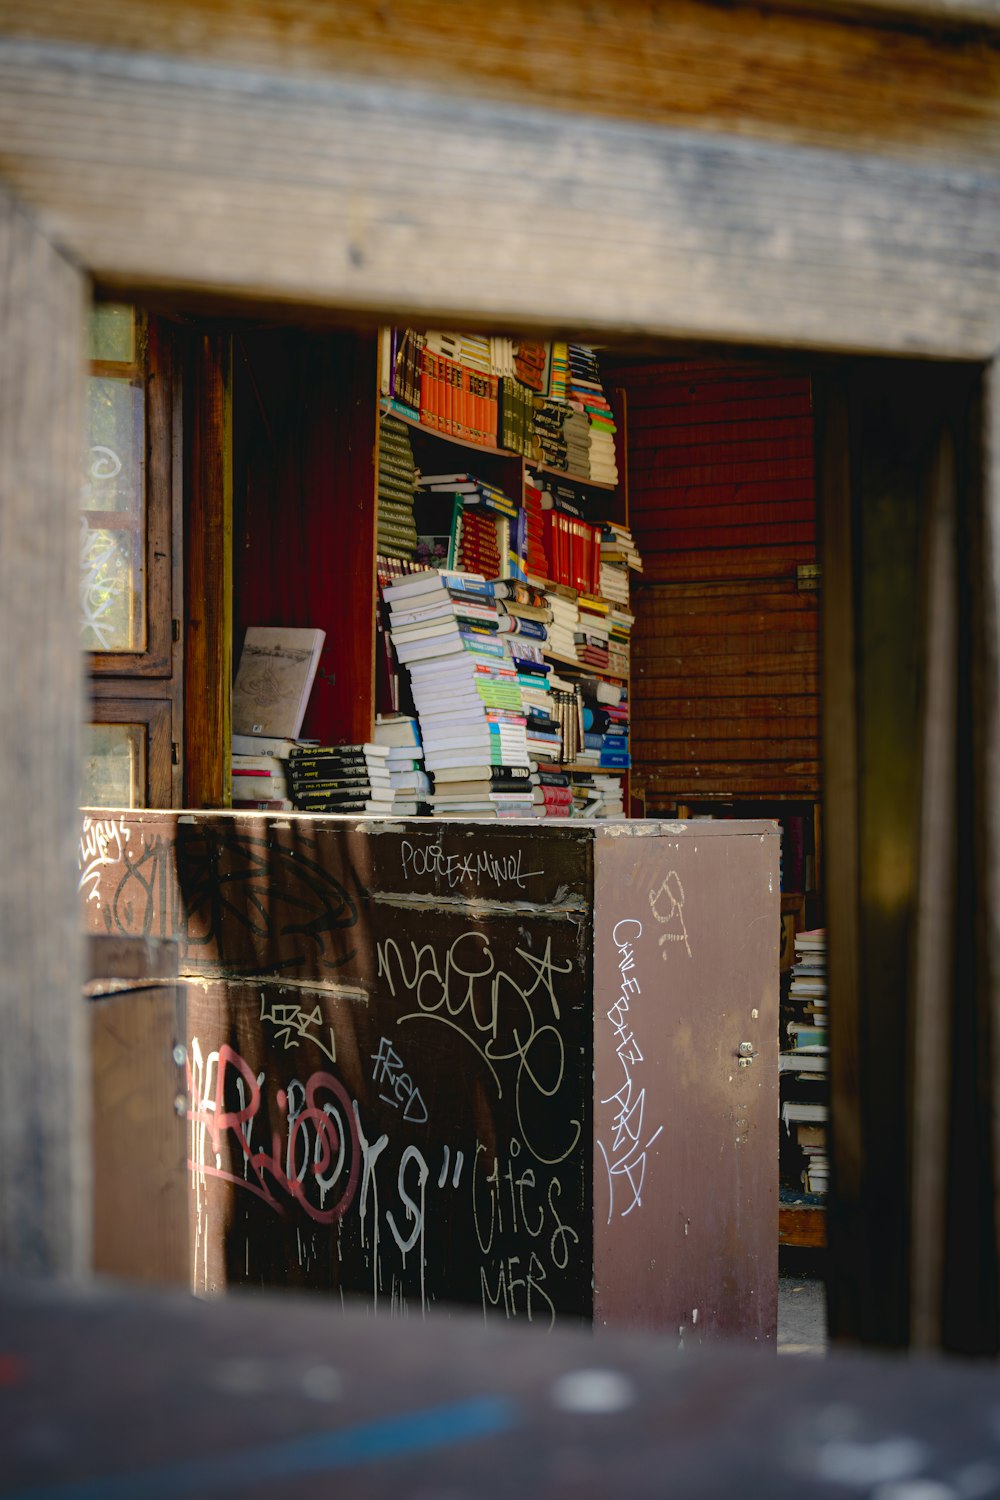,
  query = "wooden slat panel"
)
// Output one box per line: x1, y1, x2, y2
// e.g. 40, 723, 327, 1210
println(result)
184, 331, 232, 808
4, 0, 1000, 168
639, 545, 817, 583
0, 185, 89, 1274
620, 359, 819, 807
0, 43, 999, 358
